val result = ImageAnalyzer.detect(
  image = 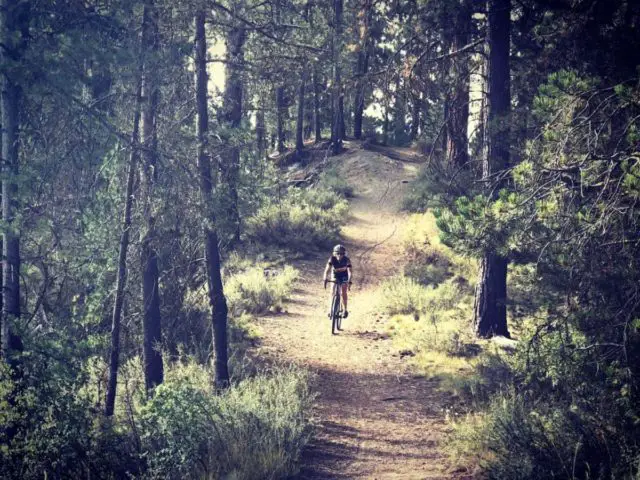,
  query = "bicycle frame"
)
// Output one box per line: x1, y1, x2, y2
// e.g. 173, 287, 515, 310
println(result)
327, 279, 347, 334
